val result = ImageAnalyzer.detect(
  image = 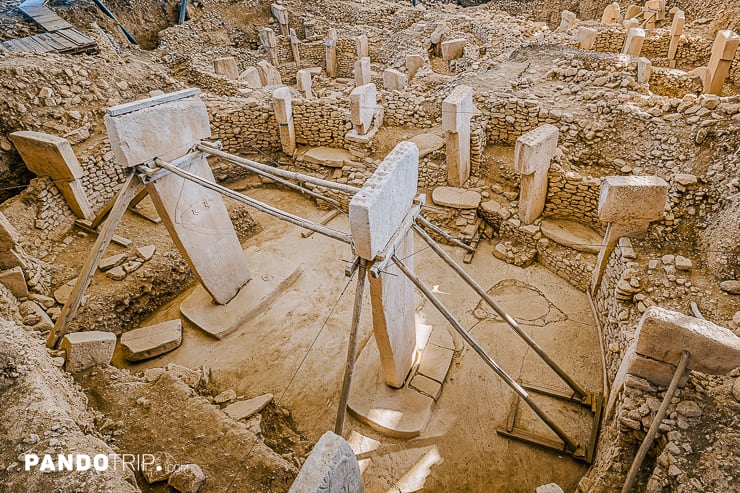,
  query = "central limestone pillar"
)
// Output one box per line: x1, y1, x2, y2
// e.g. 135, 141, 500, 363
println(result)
442, 85, 474, 187
514, 124, 559, 224
349, 142, 419, 388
